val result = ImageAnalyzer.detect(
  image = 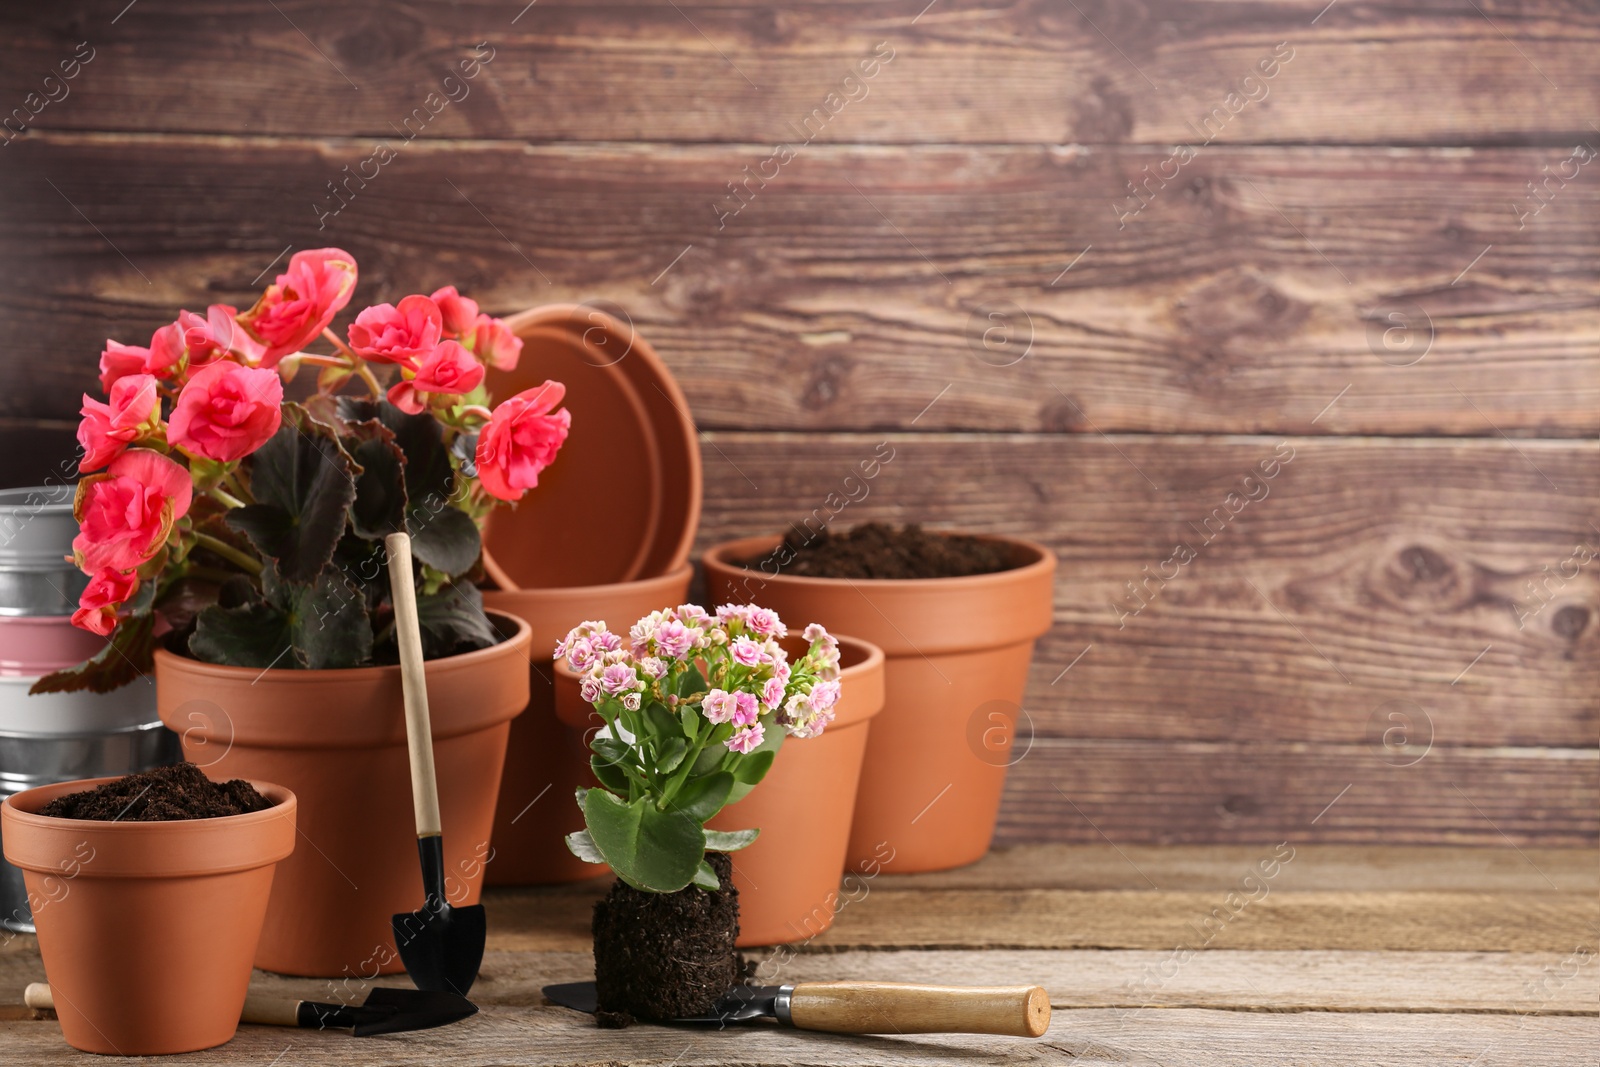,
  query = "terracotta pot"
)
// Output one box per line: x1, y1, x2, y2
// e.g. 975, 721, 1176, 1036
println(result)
154, 613, 530, 978
703, 534, 1057, 874
555, 633, 887, 945
1, 776, 295, 1055
482, 565, 692, 885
